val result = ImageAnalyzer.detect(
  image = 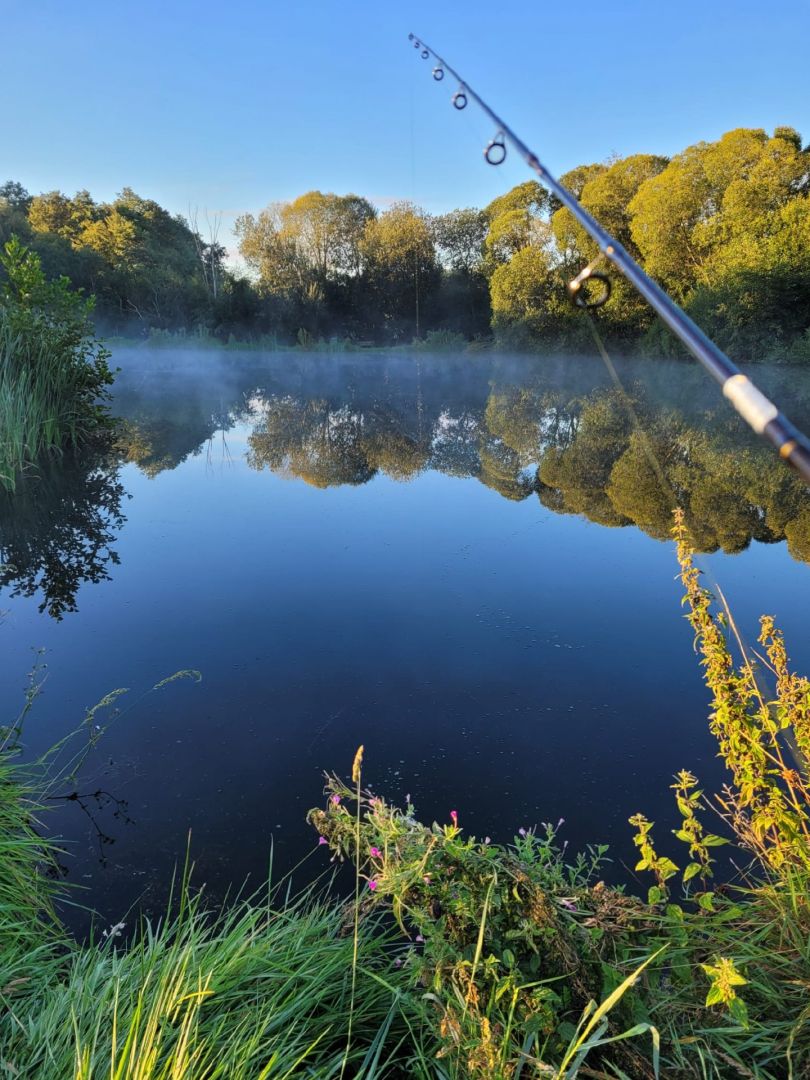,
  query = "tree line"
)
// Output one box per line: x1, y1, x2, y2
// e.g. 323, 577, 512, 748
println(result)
2, 124, 809, 357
